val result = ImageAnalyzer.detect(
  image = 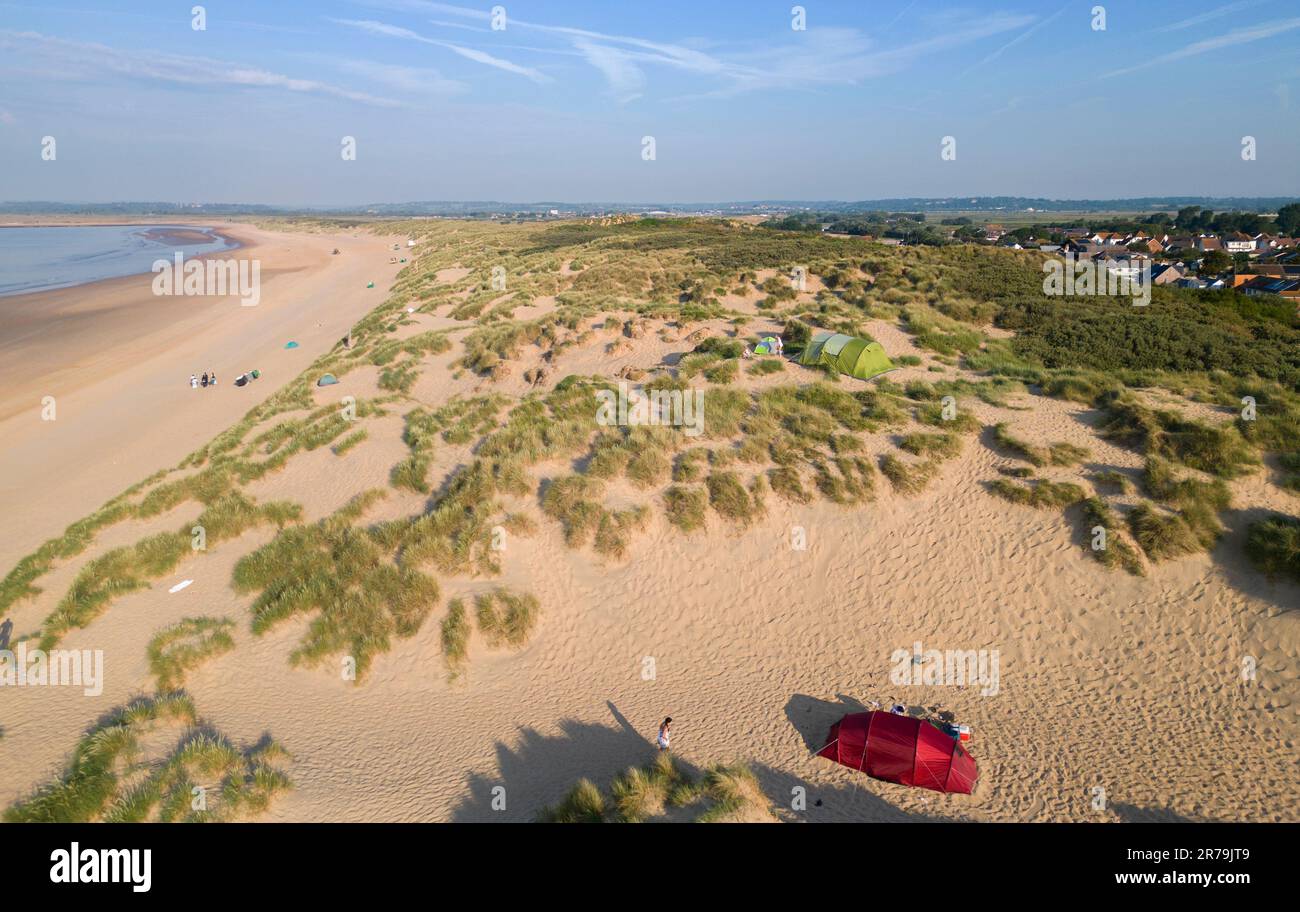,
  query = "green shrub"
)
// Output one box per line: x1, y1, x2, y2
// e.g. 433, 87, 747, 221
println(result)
1244, 514, 1300, 582
664, 485, 708, 532
474, 589, 540, 649
987, 479, 1085, 509
441, 599, 470, 677
706, 472, 753, 523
